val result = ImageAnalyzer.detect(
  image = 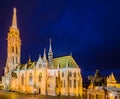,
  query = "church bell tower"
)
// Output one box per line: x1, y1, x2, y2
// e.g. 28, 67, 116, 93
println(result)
5, 8, 21, 75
